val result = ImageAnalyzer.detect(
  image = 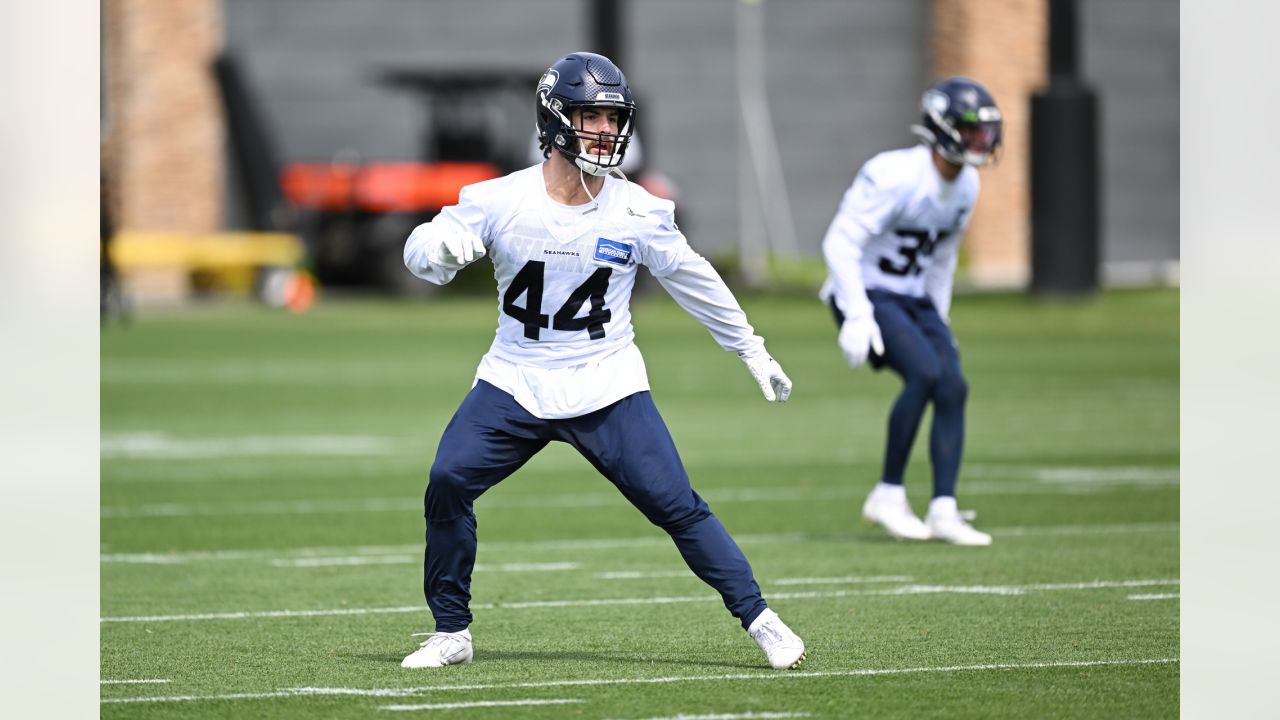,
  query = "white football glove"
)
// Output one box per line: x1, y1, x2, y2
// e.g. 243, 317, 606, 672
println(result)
838, 314, 884, 368
739, 348, 793, 403
427, 230, 486, 271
